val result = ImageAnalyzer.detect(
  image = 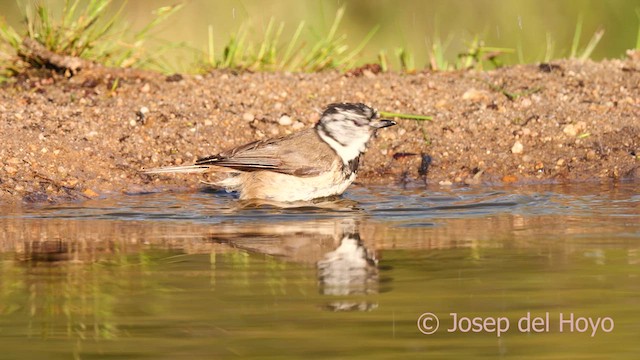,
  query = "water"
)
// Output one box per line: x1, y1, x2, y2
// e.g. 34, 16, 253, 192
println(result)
0, 183, 638, 359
